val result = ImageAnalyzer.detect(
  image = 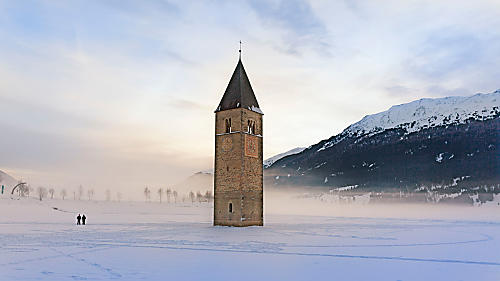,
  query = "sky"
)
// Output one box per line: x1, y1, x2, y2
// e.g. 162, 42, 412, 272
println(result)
1, 0, 500, 198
